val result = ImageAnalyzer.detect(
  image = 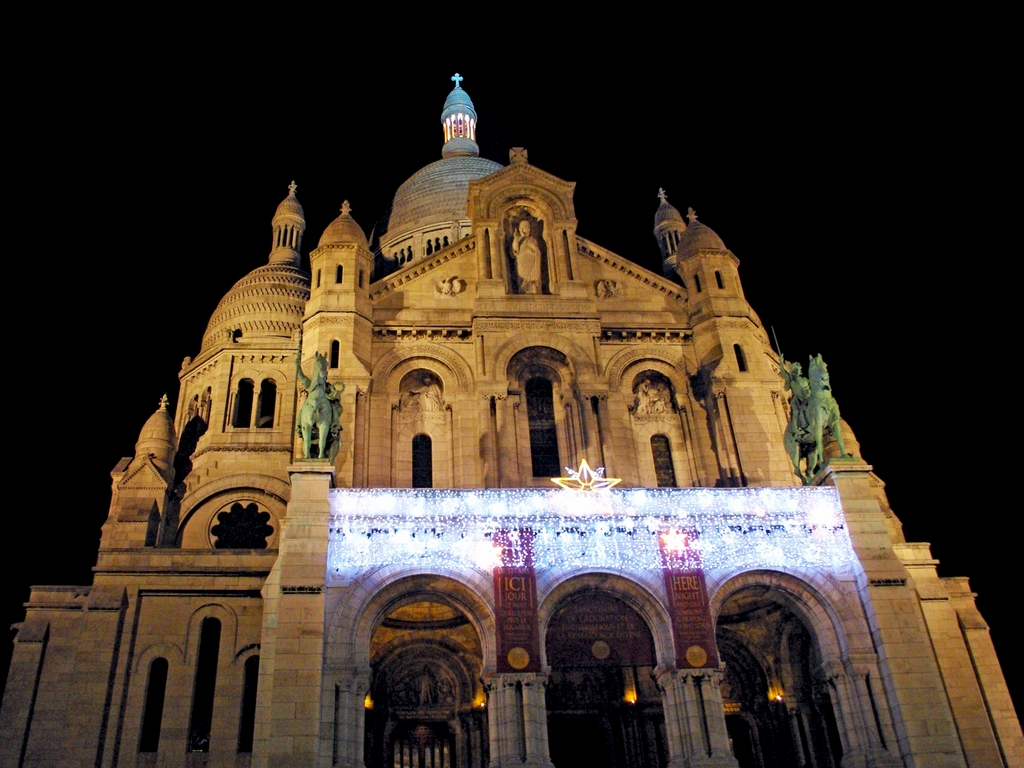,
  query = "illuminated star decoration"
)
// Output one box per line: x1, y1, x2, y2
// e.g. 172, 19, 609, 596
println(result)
552, 459, 621, 492
660, 528, 690, 553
